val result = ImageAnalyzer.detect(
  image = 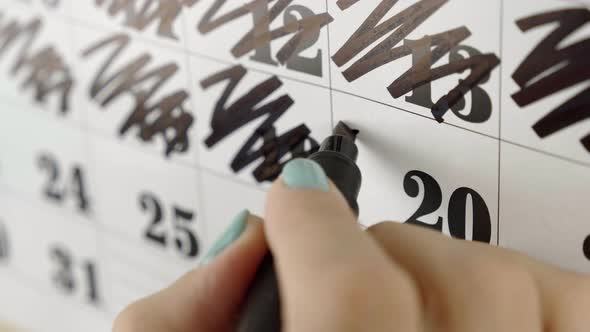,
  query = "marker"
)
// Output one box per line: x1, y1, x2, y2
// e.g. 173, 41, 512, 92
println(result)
236, 121, 362, 332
